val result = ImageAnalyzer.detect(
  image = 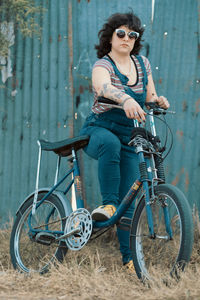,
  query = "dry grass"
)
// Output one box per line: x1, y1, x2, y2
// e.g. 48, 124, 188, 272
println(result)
0, 218, 200, 300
